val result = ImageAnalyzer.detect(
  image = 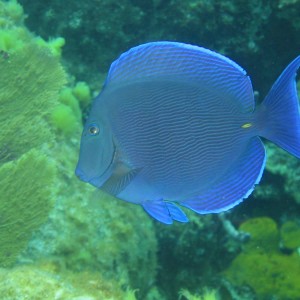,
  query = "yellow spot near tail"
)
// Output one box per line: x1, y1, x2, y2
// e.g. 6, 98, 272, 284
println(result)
241, 123, 252, 129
